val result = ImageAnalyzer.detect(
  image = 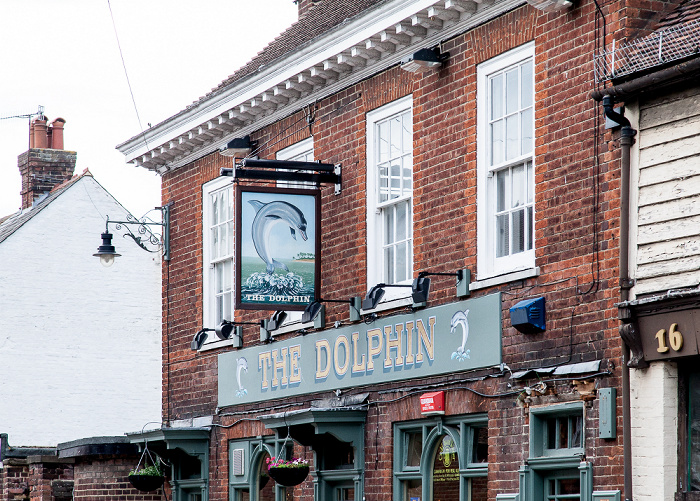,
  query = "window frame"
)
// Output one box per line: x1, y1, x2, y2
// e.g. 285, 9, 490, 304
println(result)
476, 42, 536, 281
366, 95, 414, 305
201, 175, 235, 349
392, 414, 488, 501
